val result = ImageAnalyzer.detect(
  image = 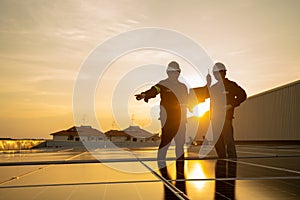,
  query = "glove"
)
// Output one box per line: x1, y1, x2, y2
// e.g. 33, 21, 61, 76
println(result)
135, 93, 145, 101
